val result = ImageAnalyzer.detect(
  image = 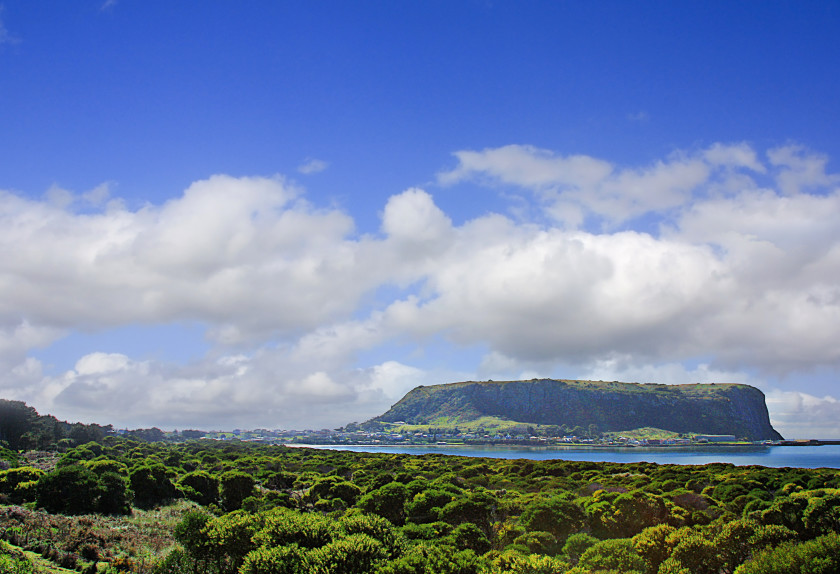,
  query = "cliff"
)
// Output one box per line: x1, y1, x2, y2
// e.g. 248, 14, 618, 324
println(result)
372, 379, 783, 441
